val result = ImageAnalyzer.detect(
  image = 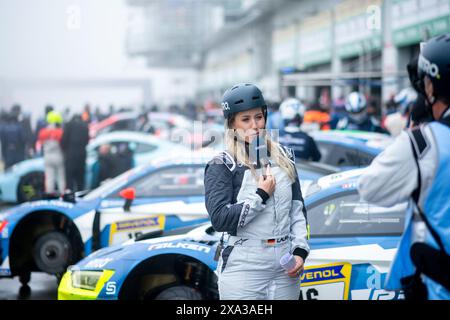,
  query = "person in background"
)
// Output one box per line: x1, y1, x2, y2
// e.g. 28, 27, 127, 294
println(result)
10, 104, 34, 159
279, 98, 321, 161
136, 113, 155, 134
266, 100, 283, 131
38, 111, 65, 195
329, 95, 347, 129
61, 114, 90, 192
34, 105, 54, 155
302, 102, 331, 132
384, 87, 418, 136
0, 111, 26, 169
82, 103, 92, 123
337, 92, 388, 134
113, 142, 134, 176
91, 143, 116, 188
